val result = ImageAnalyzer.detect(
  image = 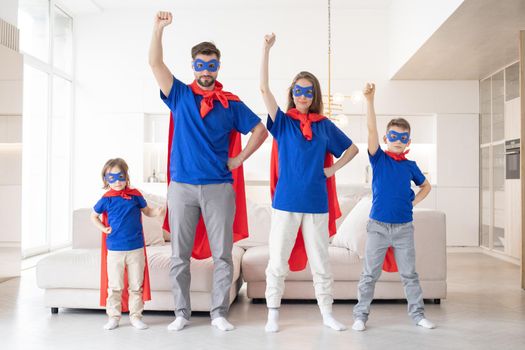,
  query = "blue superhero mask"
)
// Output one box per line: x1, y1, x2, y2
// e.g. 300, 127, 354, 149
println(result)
104, 172, 126, 184
292, 84, 314, 99
386, 130, 410, 144
192, 58, 220, 72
